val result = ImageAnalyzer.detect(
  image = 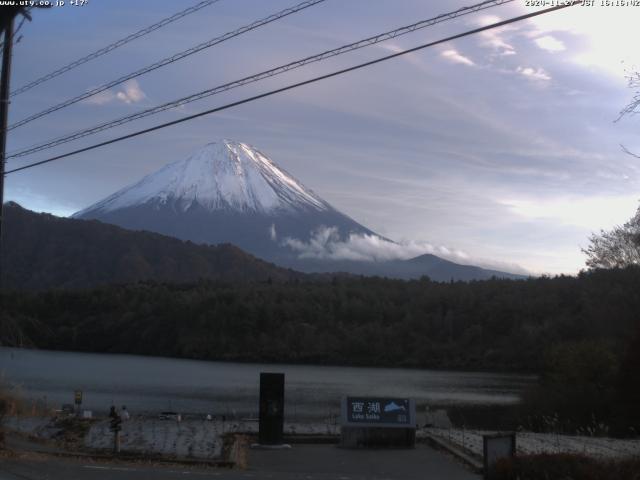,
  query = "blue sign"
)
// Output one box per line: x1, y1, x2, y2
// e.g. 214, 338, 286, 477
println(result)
344, 397, 414, 426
